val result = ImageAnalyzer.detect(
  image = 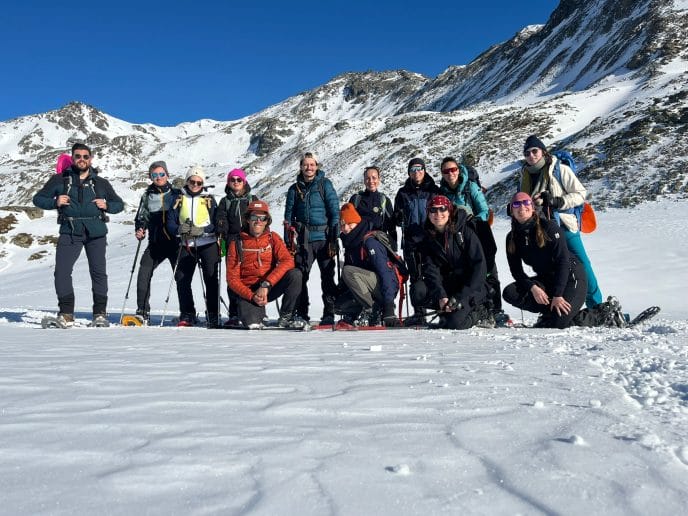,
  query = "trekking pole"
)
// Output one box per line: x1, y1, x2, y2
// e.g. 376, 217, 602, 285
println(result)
118, 239, 142, 324
192, 238, 209, 323
161, 245, 184, 327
